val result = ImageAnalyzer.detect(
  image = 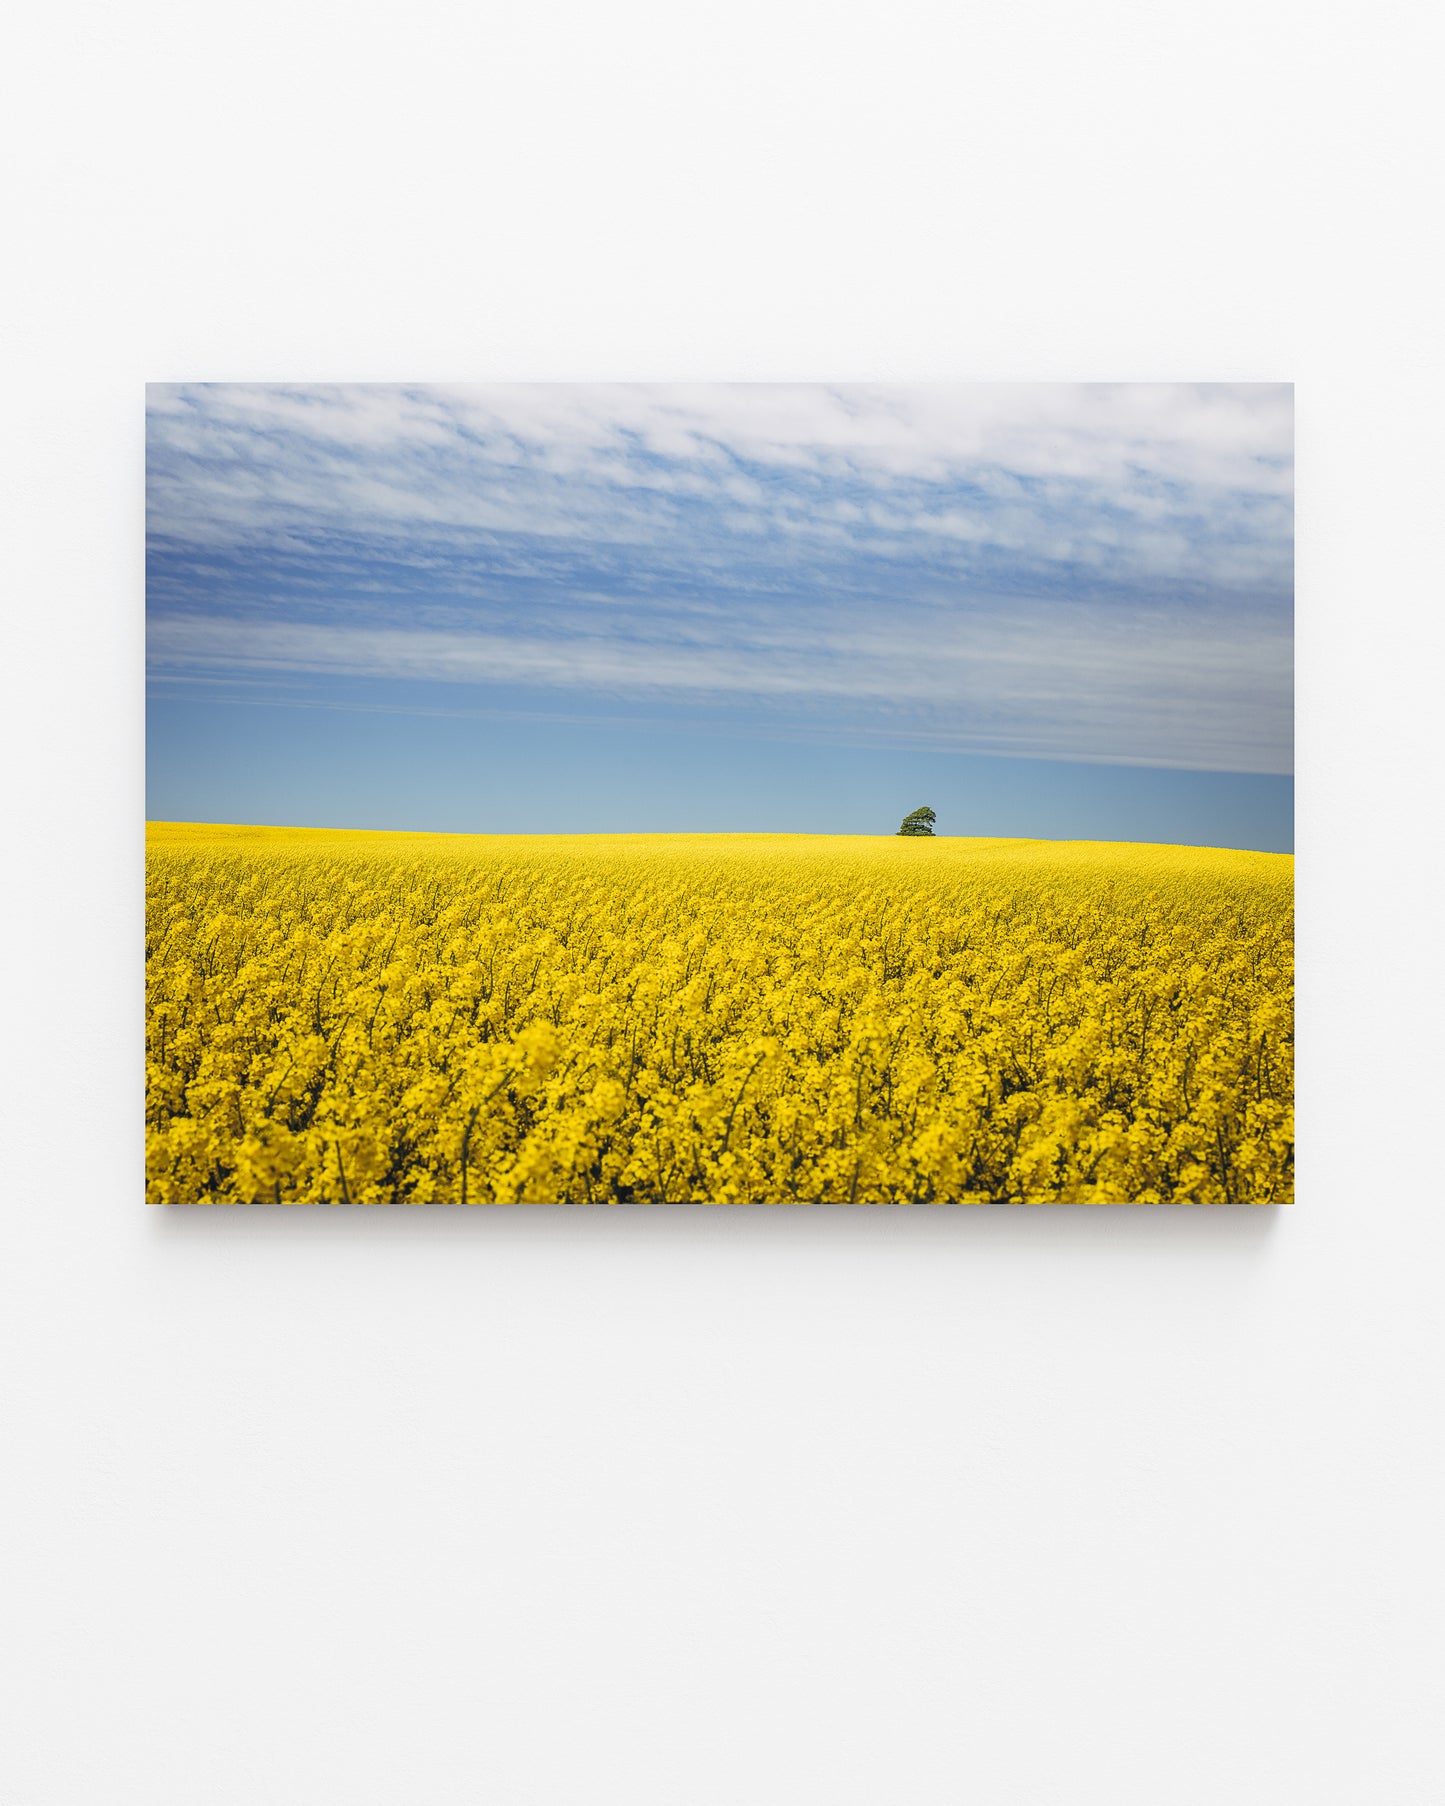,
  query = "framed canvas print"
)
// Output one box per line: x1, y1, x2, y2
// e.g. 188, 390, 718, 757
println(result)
145, 384, 1293, 1204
